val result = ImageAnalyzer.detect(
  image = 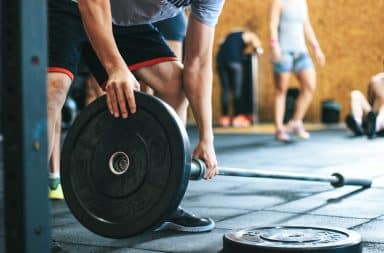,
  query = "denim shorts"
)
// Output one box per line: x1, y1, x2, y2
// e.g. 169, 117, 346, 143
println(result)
272, 51, 314, 73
